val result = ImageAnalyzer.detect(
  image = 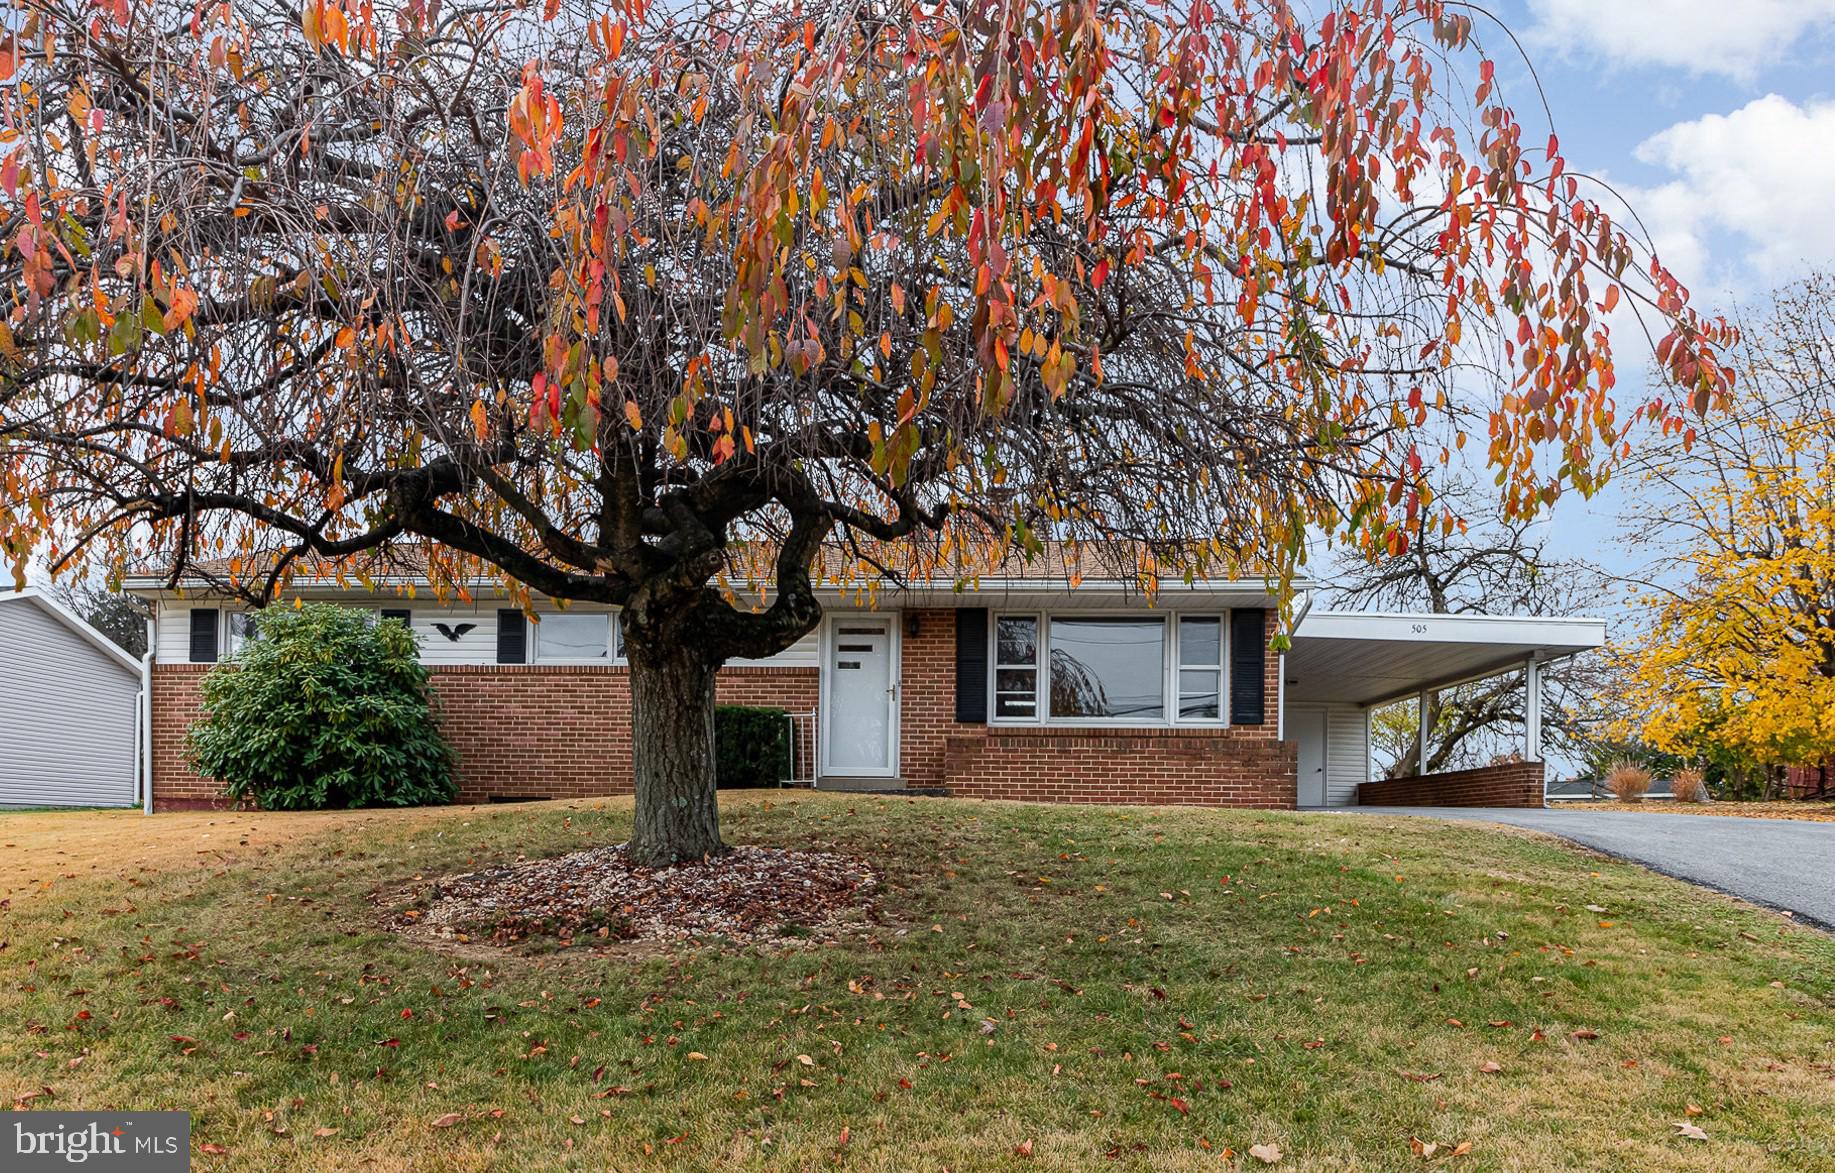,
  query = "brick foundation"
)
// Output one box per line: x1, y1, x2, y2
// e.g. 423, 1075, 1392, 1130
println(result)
1357, 762, 1546, 808
943, 727, 1296, 806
